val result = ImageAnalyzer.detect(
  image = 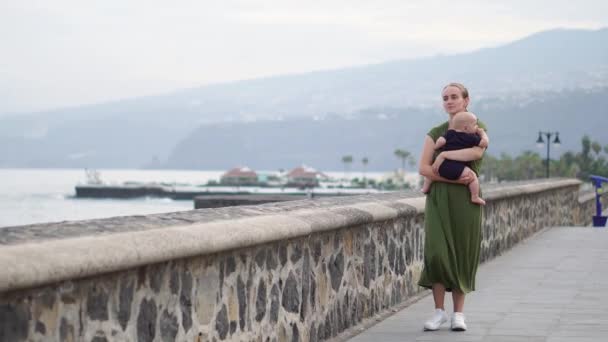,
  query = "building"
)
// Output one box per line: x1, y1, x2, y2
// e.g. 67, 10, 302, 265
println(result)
220, 167, 259, 186
257, 171, 287, 187
286, 165, 328, 188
